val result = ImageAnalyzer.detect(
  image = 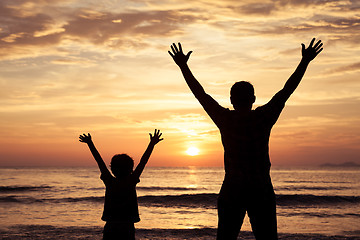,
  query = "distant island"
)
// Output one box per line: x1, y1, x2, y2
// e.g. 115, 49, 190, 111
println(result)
320, 161, 360, 167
